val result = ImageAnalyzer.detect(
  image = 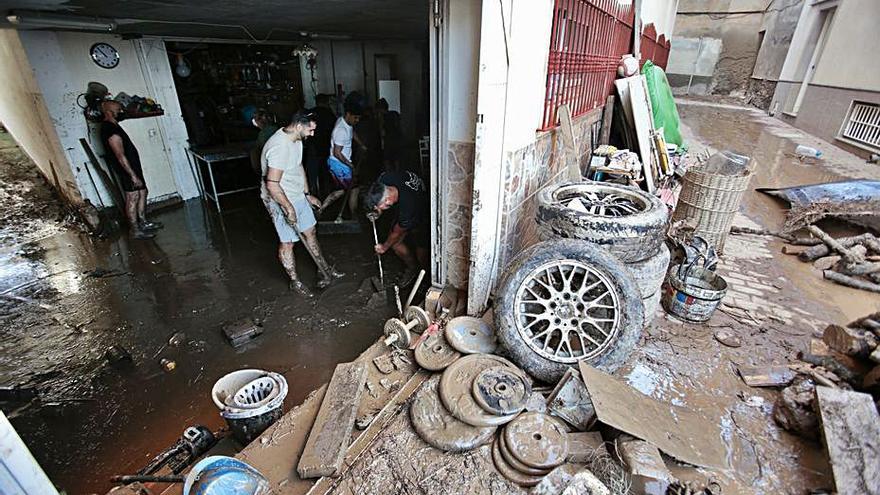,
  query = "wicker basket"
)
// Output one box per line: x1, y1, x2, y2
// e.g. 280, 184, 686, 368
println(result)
672, 168, 753, 252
